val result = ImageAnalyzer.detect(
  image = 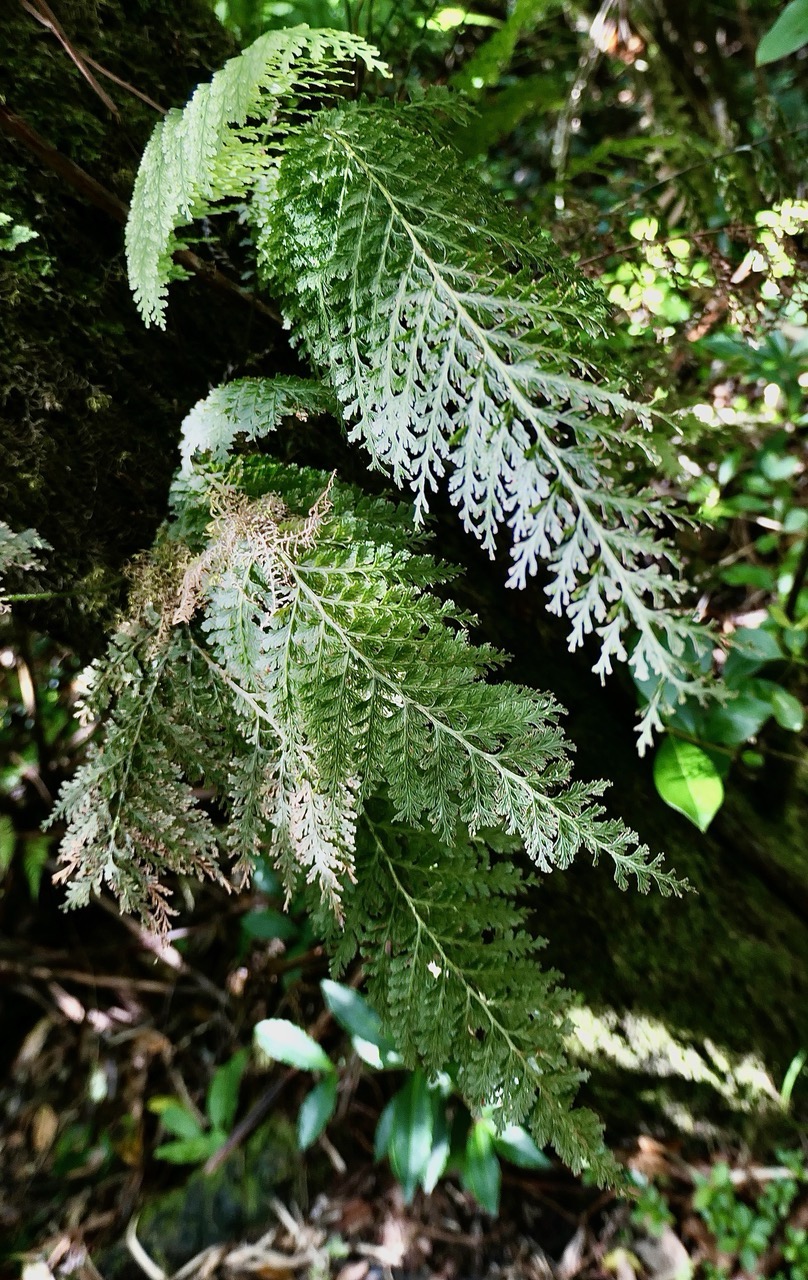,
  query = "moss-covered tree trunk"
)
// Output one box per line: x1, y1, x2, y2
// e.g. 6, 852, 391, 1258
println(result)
0, 0, 285, 649
3, 0, 808, 1137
